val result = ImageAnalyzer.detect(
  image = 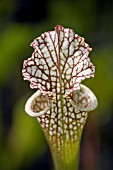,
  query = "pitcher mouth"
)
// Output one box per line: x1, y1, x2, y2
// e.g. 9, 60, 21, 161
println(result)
25, 84, 98, 118
25, 90, 51, 117
70, 84, 98, 112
